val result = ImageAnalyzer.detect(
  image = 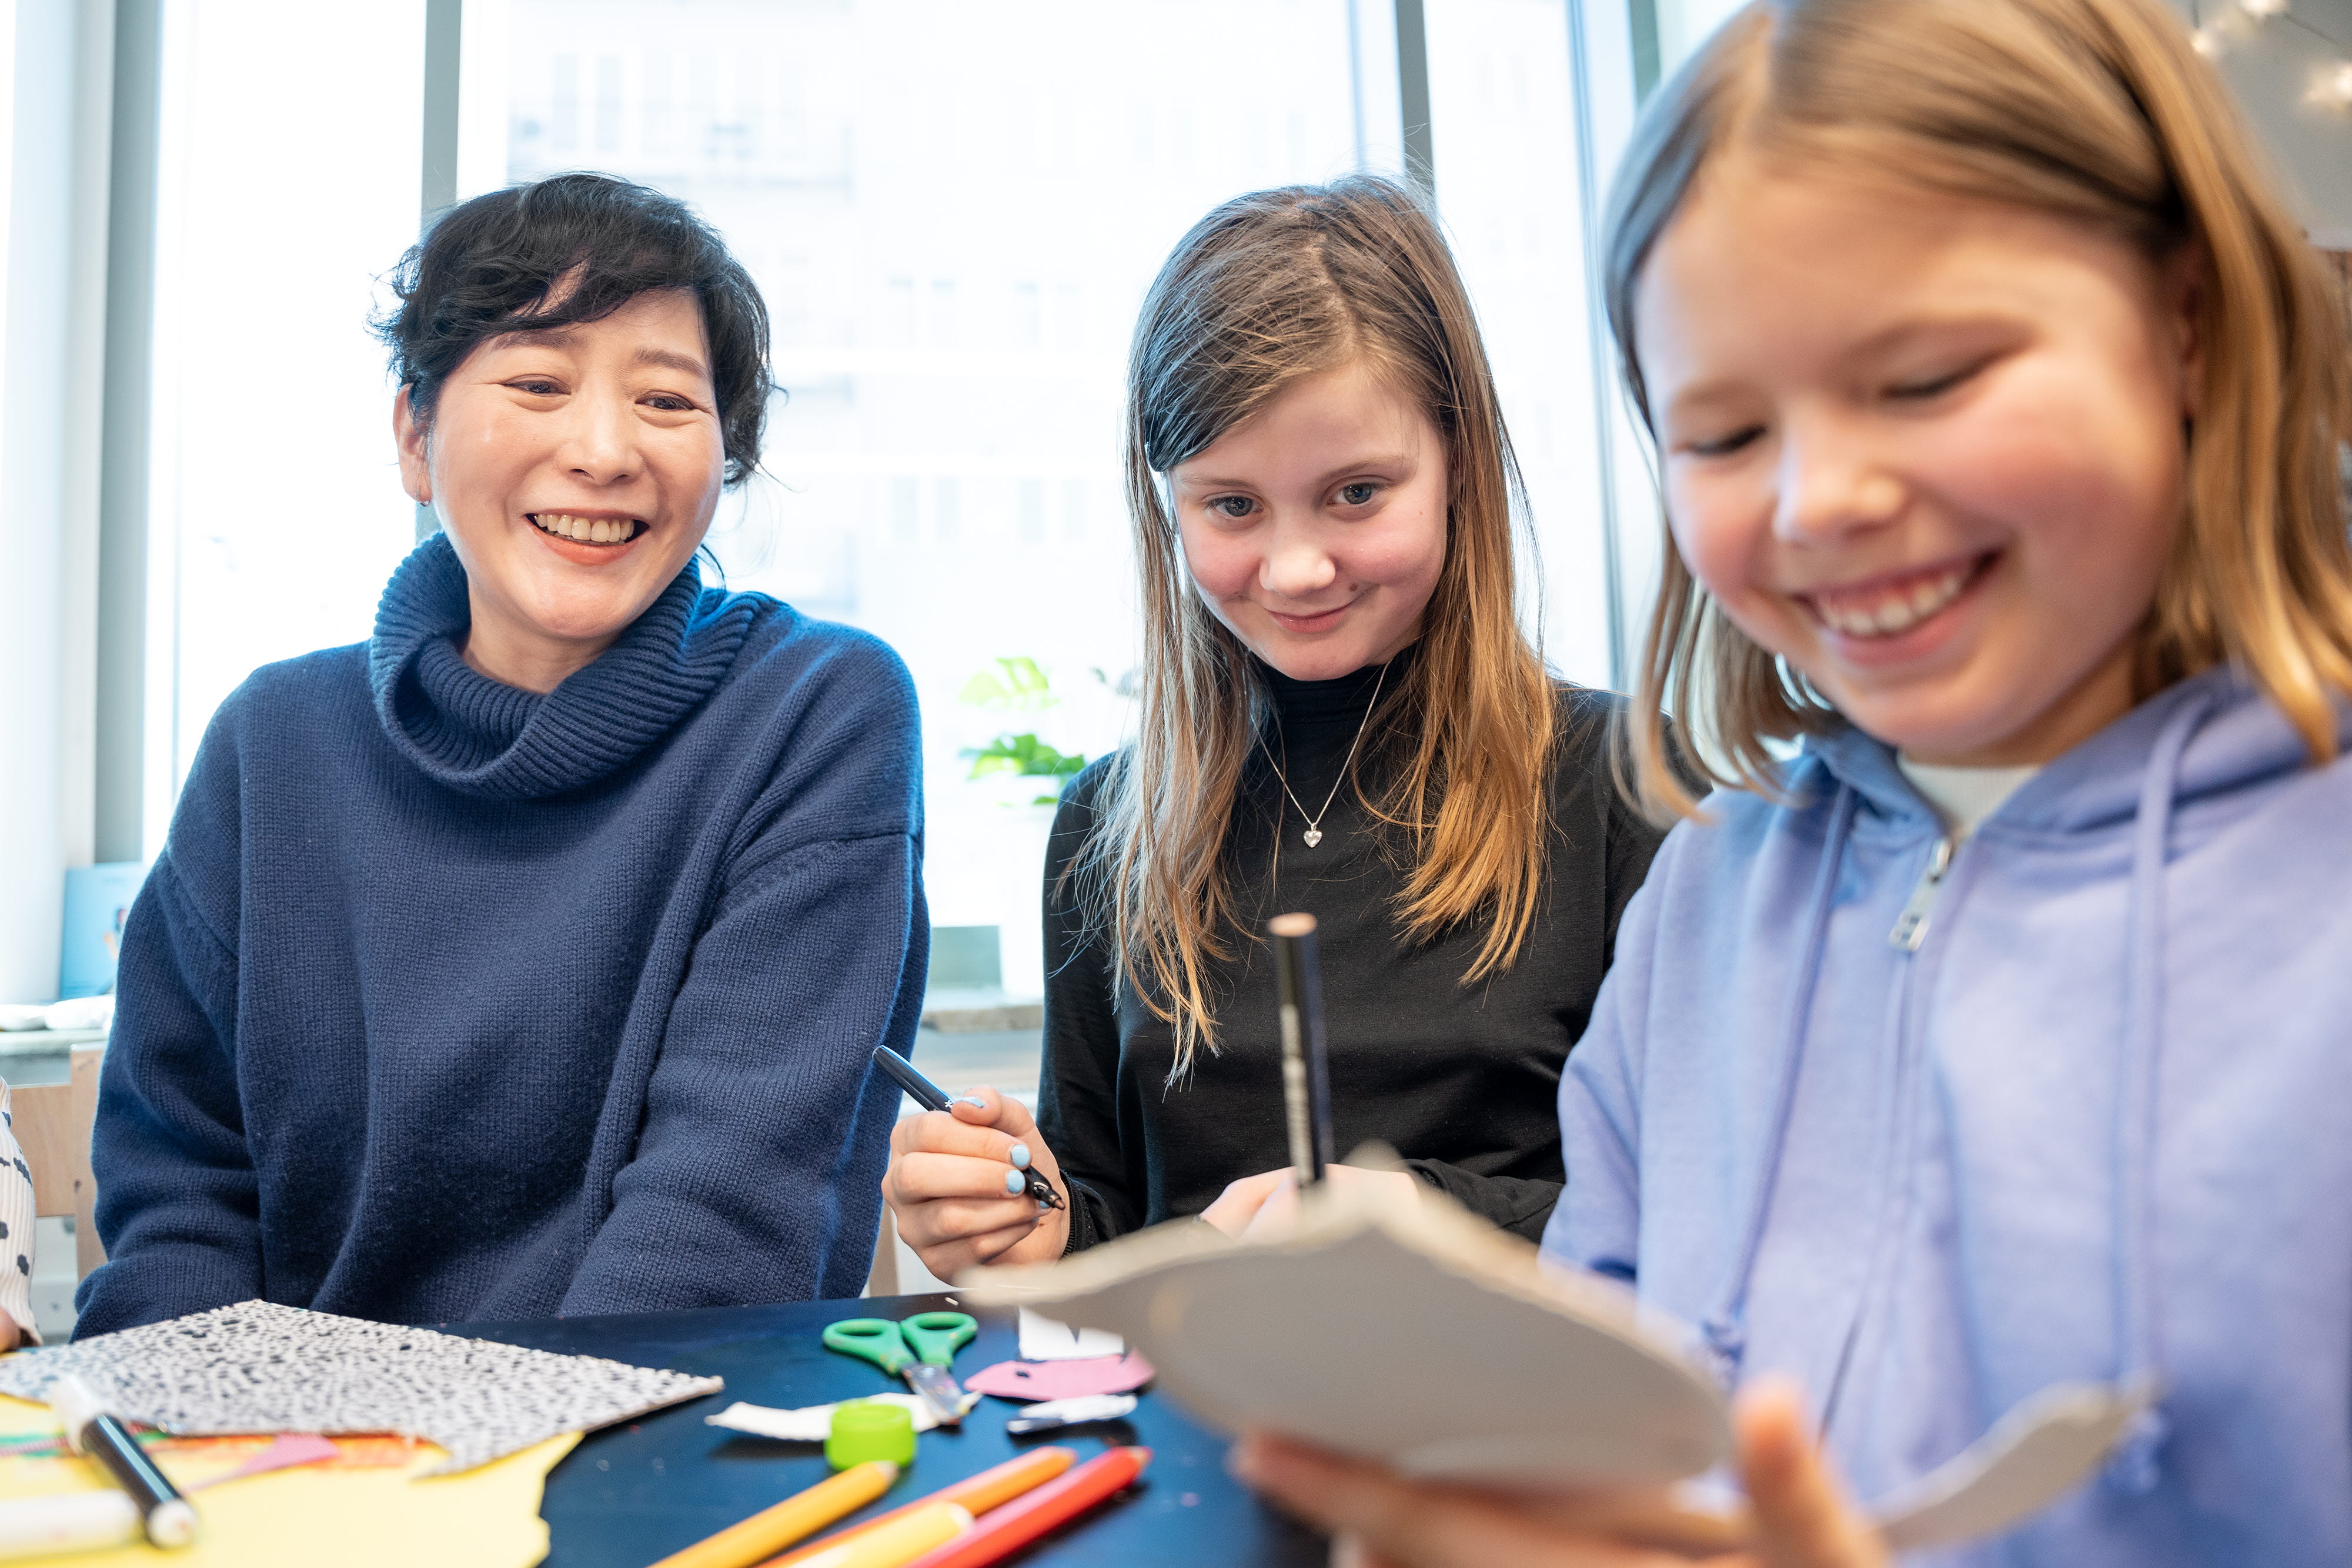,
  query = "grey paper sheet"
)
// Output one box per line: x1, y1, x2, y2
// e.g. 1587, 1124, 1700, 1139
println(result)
959, 1182, 2141, 1549
961, 1182, 1734, 1492
0, 1300, 722, 1473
